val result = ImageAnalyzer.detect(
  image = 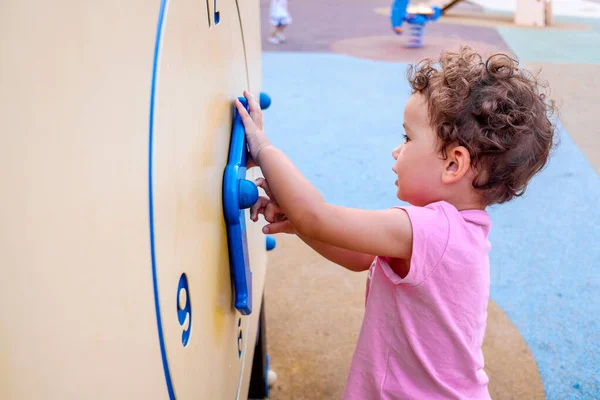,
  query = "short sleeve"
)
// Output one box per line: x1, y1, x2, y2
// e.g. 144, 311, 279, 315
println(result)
394, 202, 450, 286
